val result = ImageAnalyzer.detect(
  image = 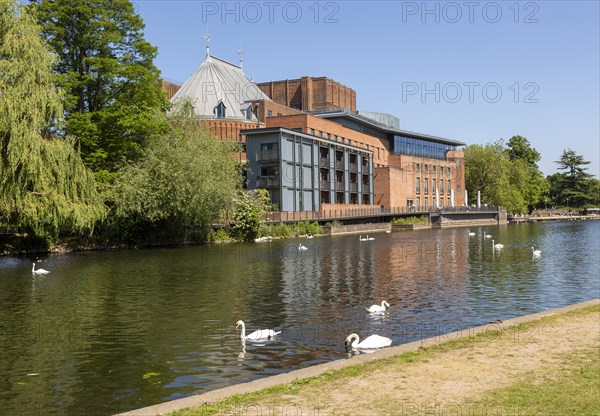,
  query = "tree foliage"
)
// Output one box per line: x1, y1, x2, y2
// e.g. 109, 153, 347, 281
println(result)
232, 189, 272, 241
0, 0, 106, 237
30, 0, 171, 182
507, 135, 549, 211
108, 122, 239, 242
547, 149, 597, 207
464, 139, 534, 213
